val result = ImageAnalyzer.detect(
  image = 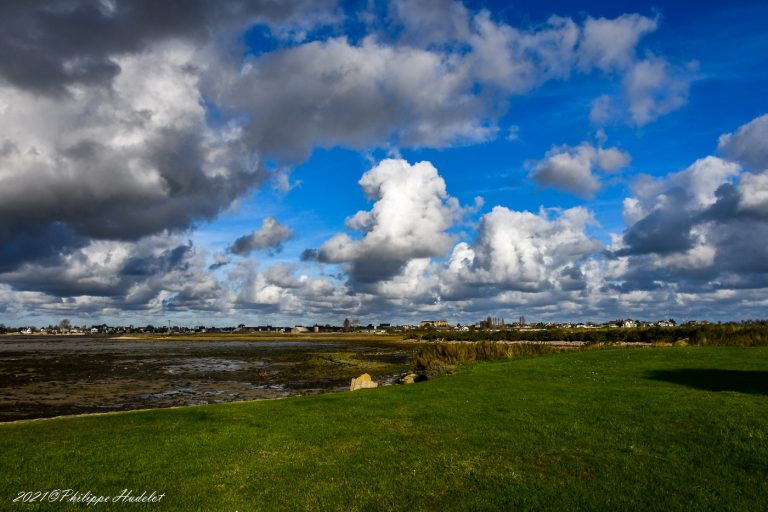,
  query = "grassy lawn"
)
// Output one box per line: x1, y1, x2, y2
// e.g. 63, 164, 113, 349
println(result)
2, 346, 767, 511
